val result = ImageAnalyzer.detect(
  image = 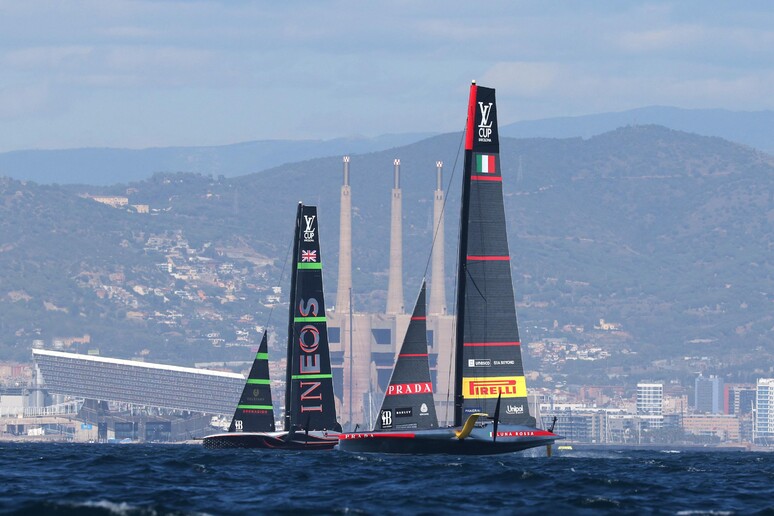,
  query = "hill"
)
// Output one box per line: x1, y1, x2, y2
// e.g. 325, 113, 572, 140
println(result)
0, 133, 434, 186
3, 106, 774, 188
501, 106, 774, 155
1, 125, 772, 382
